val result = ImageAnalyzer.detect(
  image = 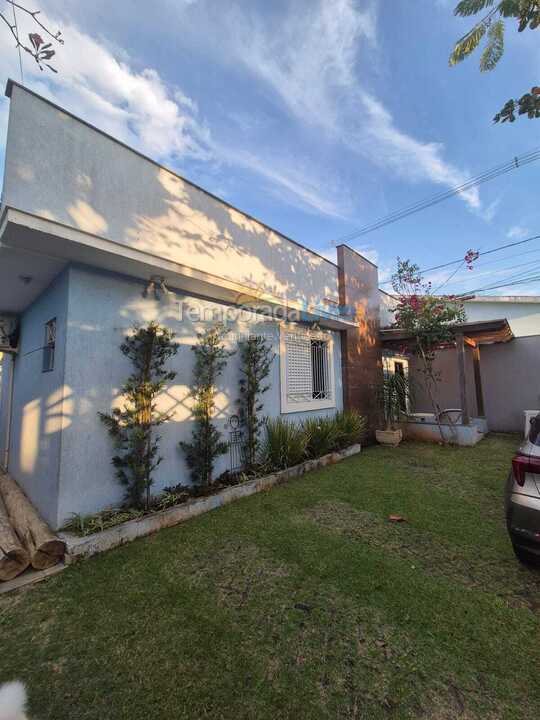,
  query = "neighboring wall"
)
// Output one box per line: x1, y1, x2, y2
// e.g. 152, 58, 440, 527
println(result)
6, 271, 69, 527
464, 298, 540, 338
478, 336, 540, 432
55, 266, 343, 527
3, 82, 339, 312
